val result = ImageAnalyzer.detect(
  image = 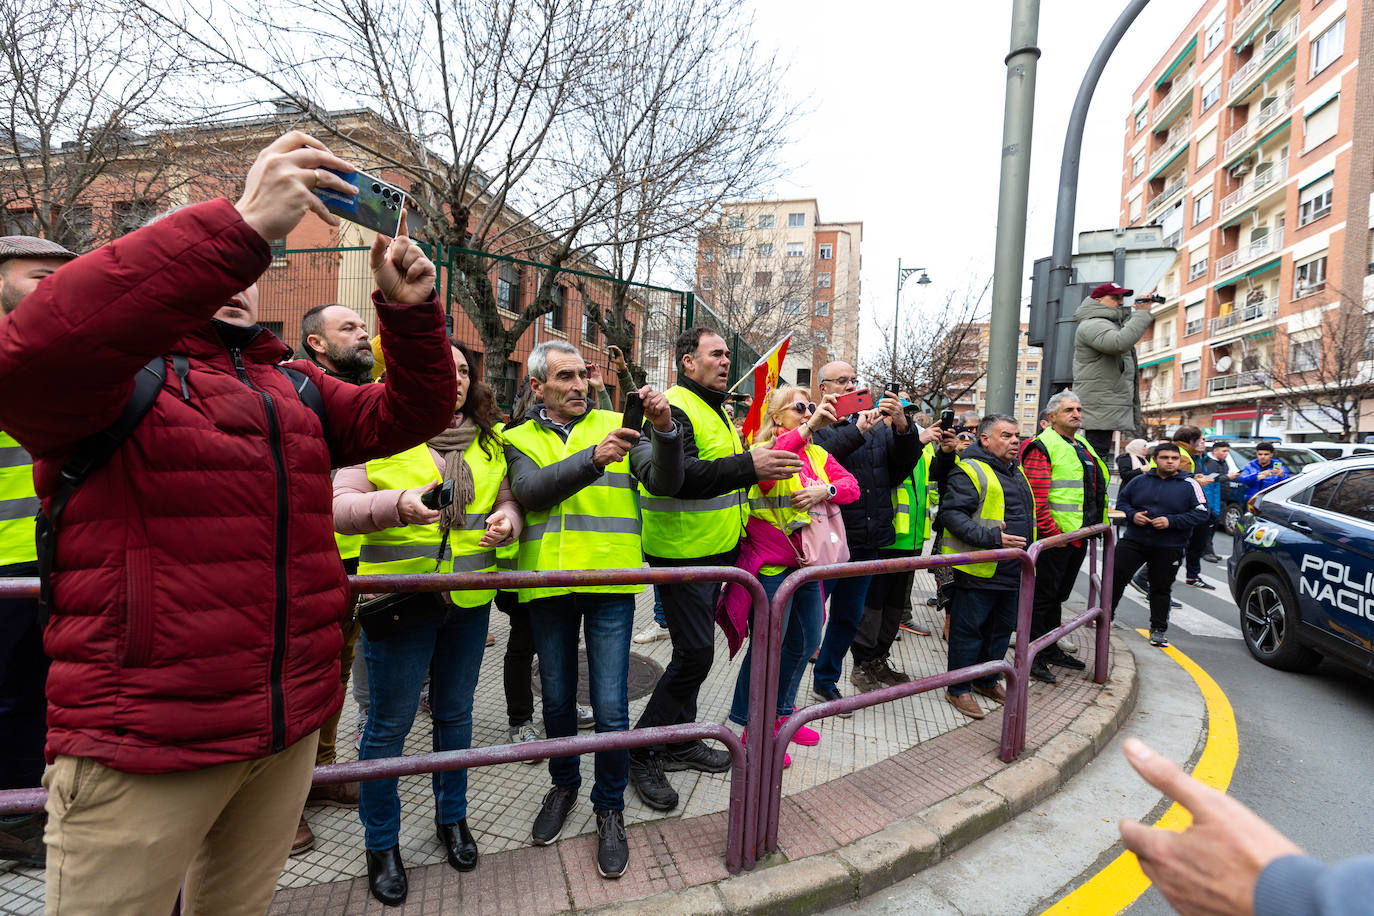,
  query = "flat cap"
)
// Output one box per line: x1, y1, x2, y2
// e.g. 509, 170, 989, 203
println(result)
0, 236, 79, 263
